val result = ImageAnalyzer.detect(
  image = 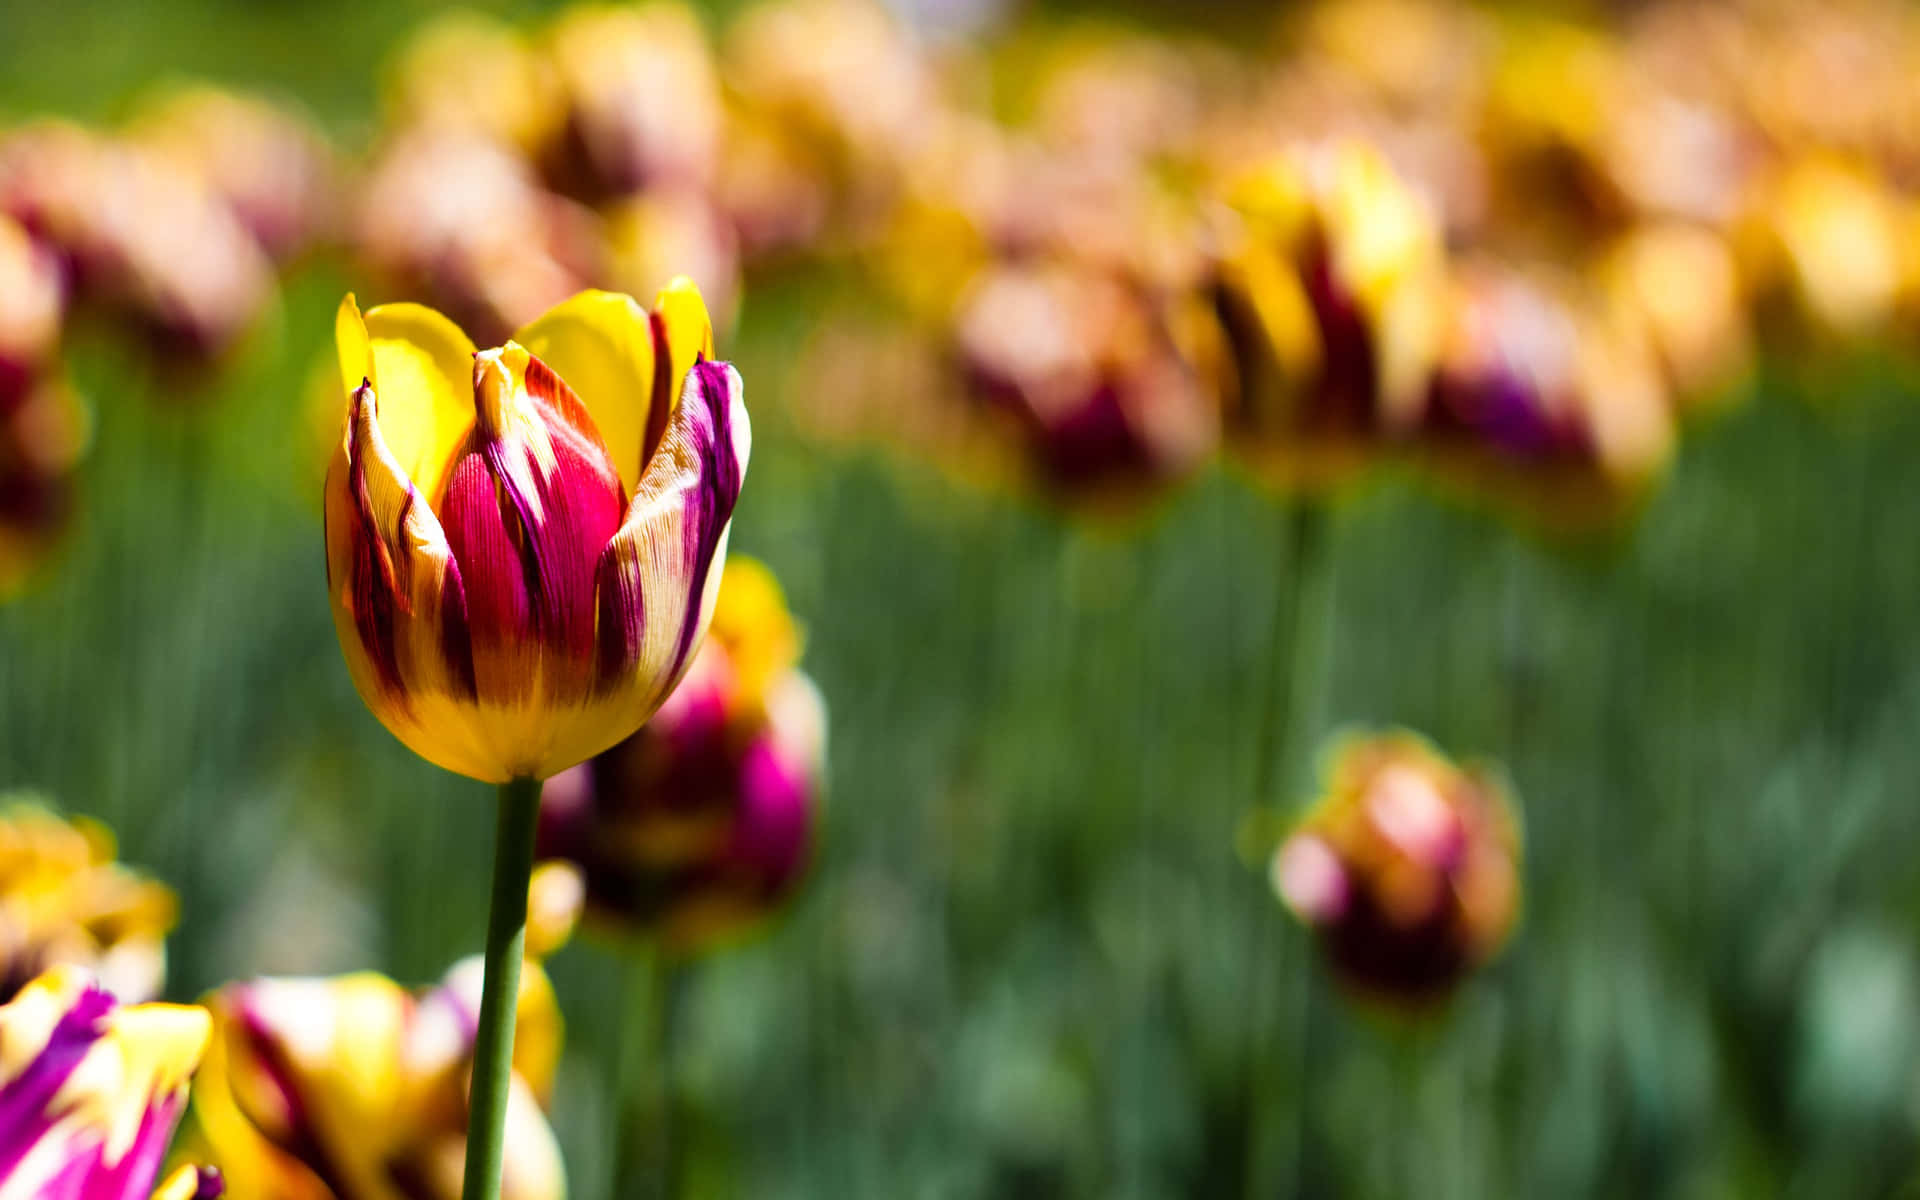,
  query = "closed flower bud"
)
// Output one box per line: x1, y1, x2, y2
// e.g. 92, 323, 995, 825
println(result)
0, 965, 216, 1200
324, 279, 749, 783
538, 557, 823, 955
1422, 259, 1674, 525
1273, 732, 1520, 1008
540, 3, 723, 203
187, 958, 565, 1200
1210, 141, 1446, 490
0, 801, 177, 1004
954, 260, 1219, 510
